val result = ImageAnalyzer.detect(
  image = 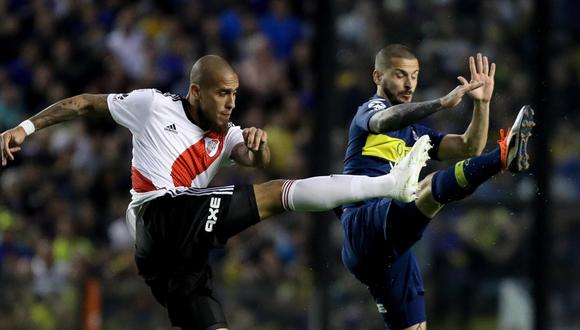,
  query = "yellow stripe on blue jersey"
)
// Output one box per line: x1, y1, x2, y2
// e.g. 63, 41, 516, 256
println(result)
343, 95, 444, 177
362, 134, 412, 163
